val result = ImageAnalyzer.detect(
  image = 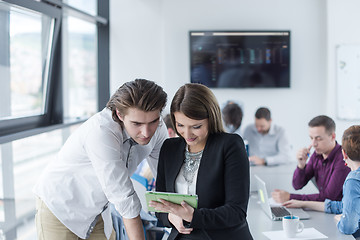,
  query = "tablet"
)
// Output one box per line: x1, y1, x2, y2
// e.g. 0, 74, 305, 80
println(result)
145, 191, 198, 212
